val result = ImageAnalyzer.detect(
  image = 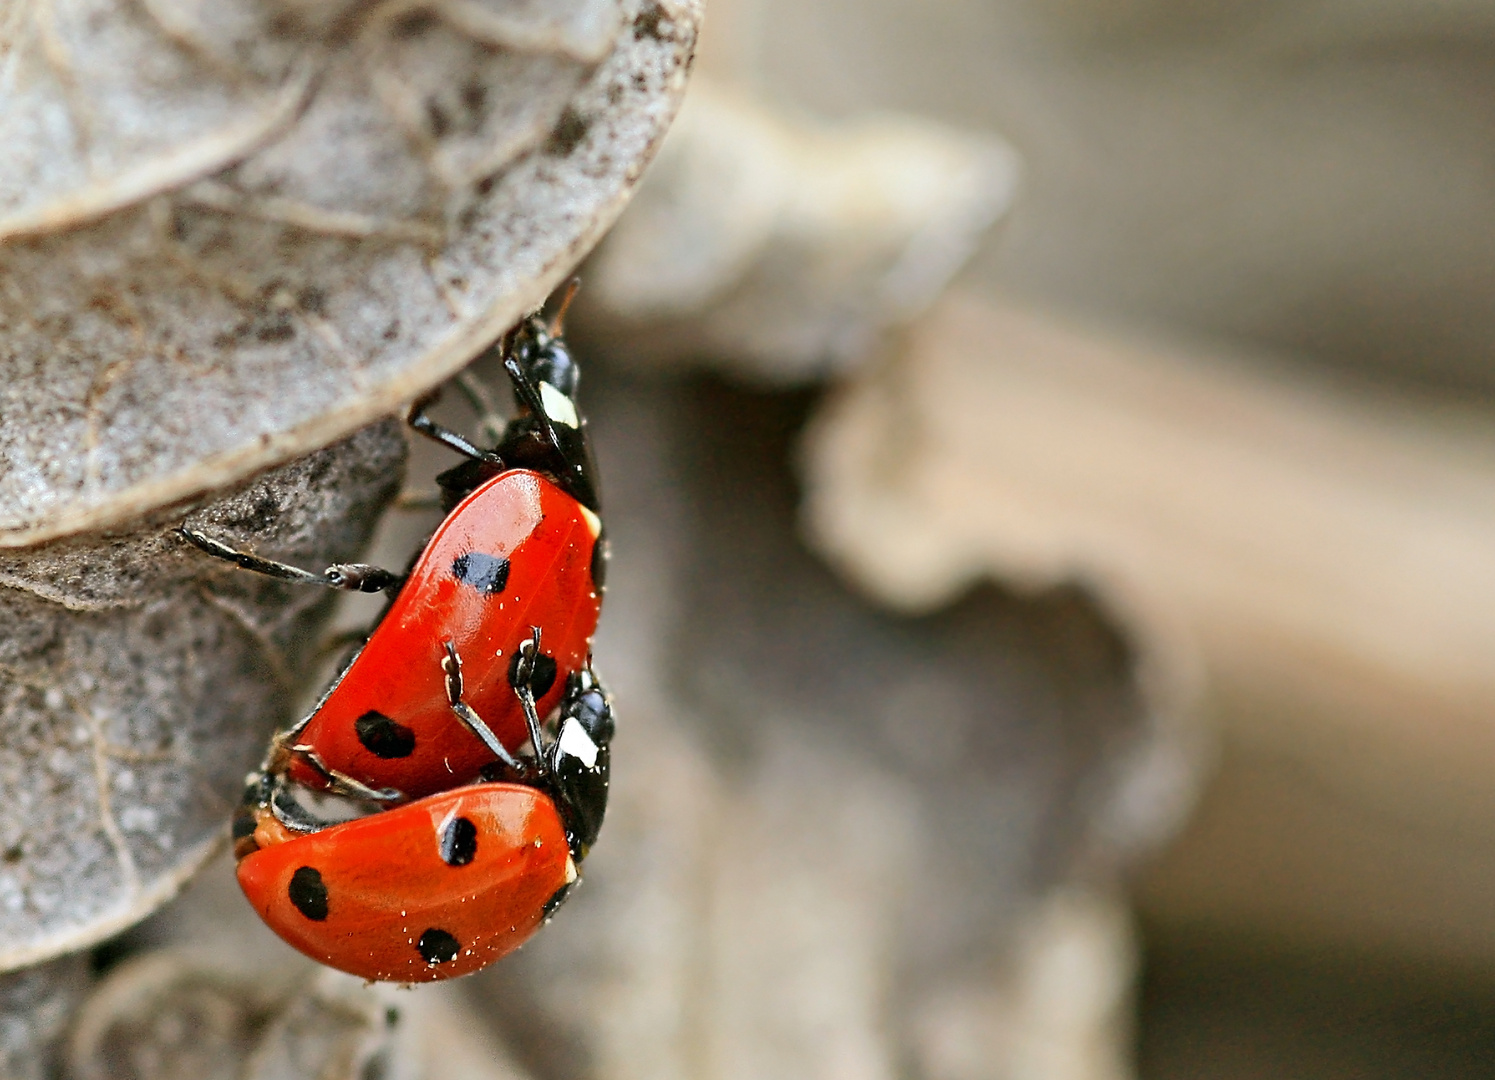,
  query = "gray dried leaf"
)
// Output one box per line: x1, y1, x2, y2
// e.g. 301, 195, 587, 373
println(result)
64, 952, 280, 1080
0, 420, 405, 970
65, 952, 418, 1080
0, 0, 700, 547
242, 969, 418, 1080
0, 954, 90, 1080
65, 949, 534, 1080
